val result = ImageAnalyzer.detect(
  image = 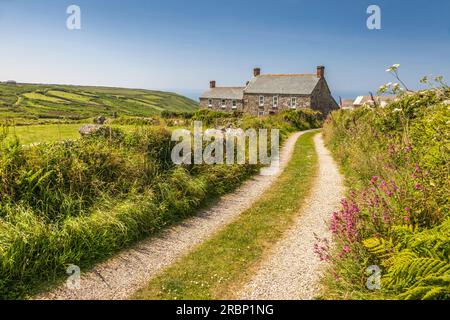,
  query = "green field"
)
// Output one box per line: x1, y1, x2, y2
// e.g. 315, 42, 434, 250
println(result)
0, 83, 198, 124
4, 123, 143, 145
